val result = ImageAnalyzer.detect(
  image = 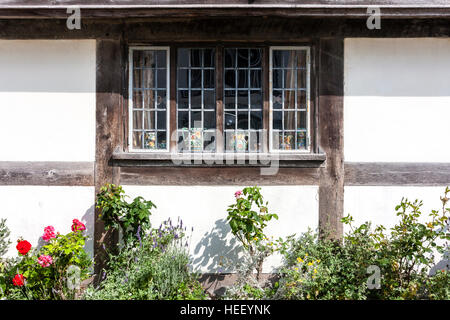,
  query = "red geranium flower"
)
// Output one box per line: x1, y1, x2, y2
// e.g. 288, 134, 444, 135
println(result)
16, 240, 32, 255
71, 219, 86, 232
12, 274, 25, 287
